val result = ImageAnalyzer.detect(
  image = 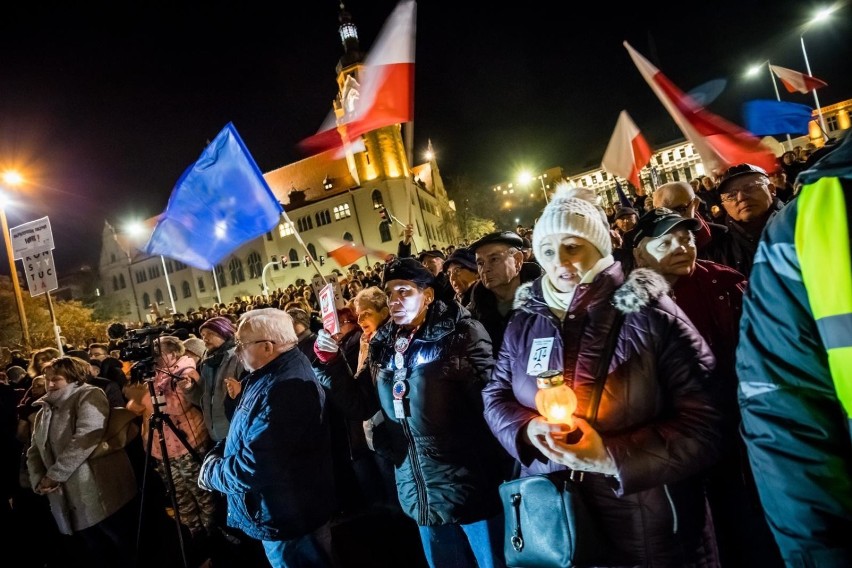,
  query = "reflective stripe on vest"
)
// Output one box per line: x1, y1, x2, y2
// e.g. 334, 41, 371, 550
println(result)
796, 177, 852, 418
